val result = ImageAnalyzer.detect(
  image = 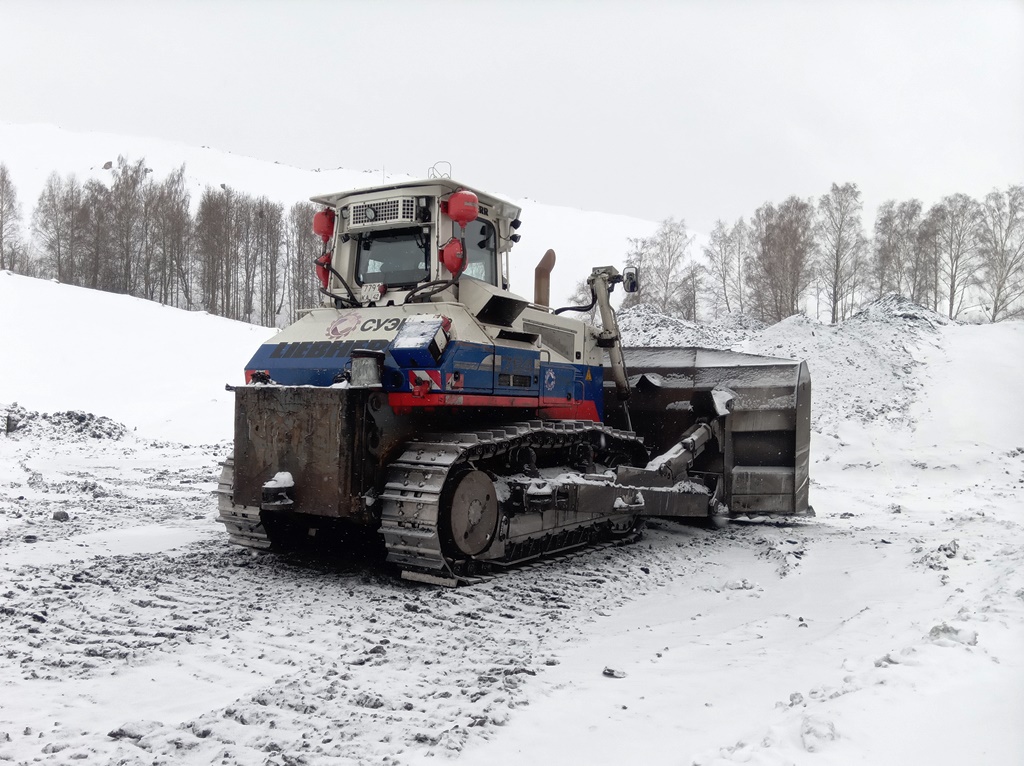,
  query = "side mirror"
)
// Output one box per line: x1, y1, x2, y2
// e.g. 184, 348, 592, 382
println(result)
622, 266, 640, 293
